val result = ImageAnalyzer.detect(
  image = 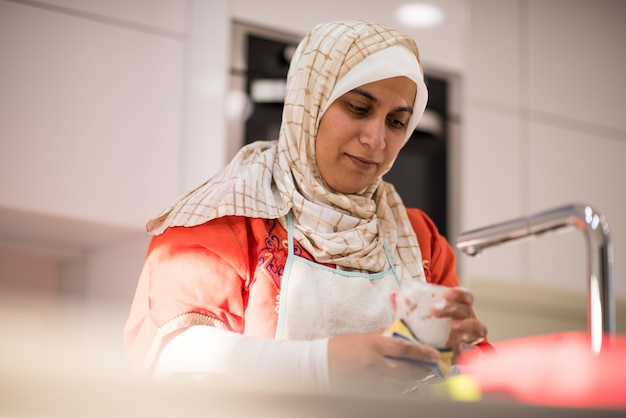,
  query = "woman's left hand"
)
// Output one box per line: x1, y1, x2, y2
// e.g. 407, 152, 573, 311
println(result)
431, 287, 488, 355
